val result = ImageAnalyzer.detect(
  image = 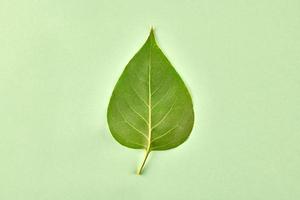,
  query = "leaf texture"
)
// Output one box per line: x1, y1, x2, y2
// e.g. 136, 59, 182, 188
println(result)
107, 29, 194, 174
